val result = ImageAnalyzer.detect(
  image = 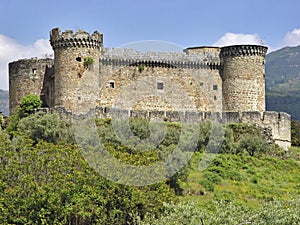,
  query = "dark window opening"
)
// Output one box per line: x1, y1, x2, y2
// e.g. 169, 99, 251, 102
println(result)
214, 95, 217, 100
76, 57, 82, 62
213, 85, 218, 90
157, 82, 164, 90
109, 81, 115, 88
32, 68, 37, 74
